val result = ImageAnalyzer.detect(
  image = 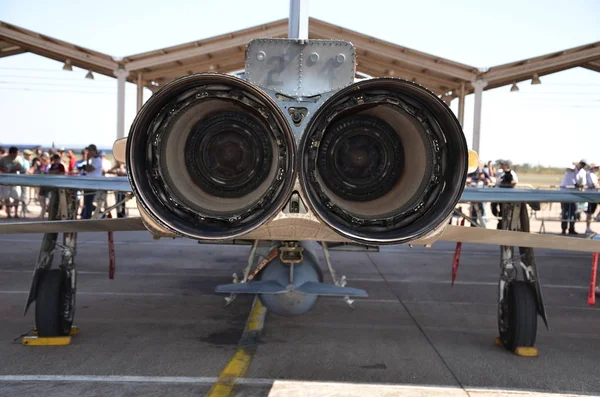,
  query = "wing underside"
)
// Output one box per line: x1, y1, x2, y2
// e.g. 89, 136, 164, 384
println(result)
2, 175, 598, 201
0, 174, 132, 192
1, 174, 599, 253
461, 187, 600, 203
1, 218, 599, 253
0, 218, 146, 234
